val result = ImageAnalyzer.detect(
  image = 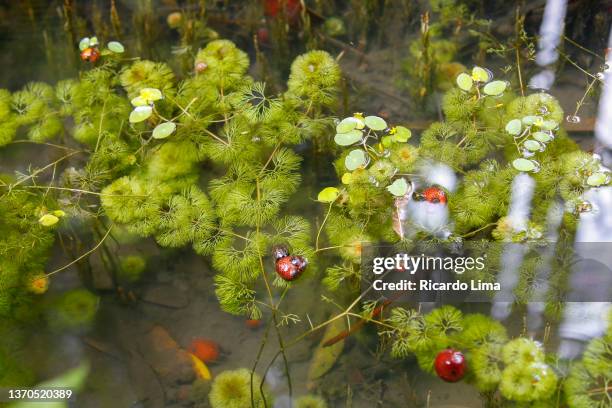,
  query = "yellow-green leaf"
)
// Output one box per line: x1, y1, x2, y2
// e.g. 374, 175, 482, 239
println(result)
471, 66, 490, 82
318, 187, 340, 203
39, 214, 59, 227
456, 73, 473, 91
